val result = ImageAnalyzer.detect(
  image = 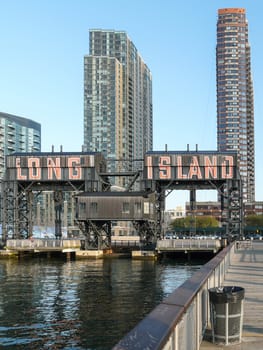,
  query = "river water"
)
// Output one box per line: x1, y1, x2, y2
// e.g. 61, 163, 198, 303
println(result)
0, 256, 203, 349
